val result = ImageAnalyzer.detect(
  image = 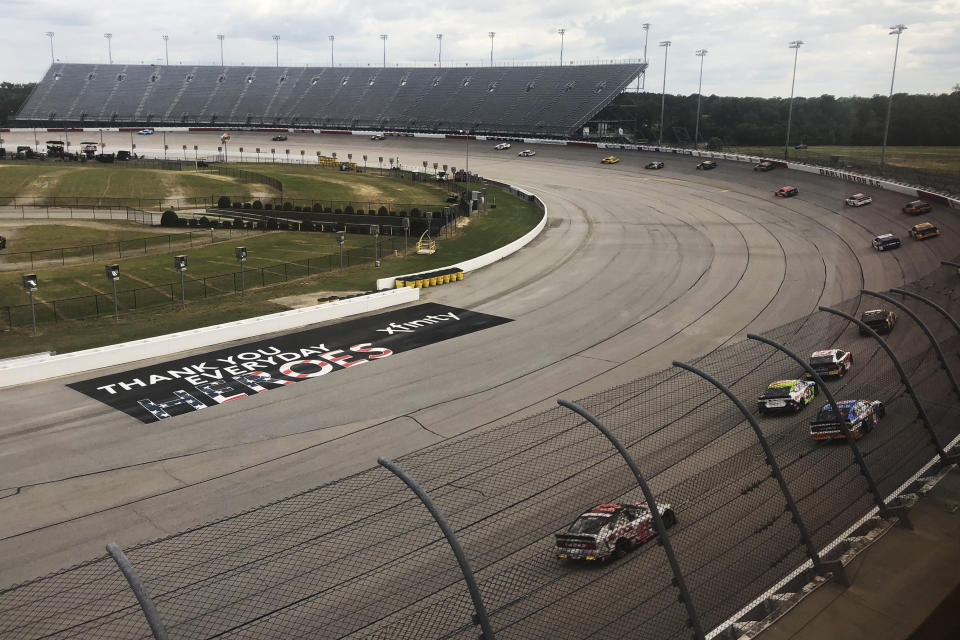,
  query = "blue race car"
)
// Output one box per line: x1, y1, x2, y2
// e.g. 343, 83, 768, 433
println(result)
810, 399, 885, 441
